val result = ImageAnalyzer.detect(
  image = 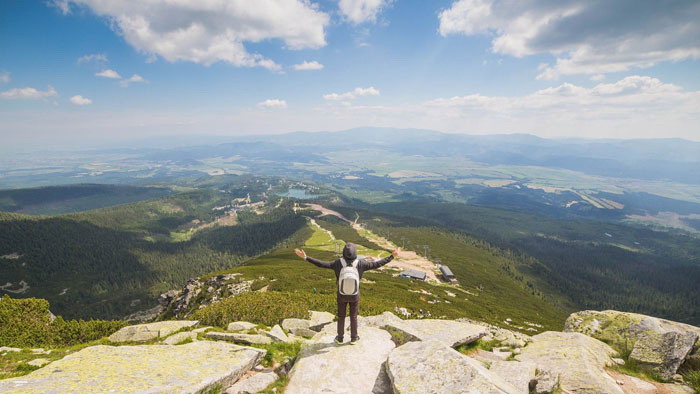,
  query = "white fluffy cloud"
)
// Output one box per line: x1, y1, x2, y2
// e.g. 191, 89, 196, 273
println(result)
120, 74, 147, 87
0, 86, 57, 100
323, 86, 380, 100
339, 0, 392, 24
63, 0, 330, 70
257, 99, 288, 109
96, 69, 121, 79
70, 95, 92, 105
438, 0, 700, 79
0, 71, 9, 84
293, 61, 324, 71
